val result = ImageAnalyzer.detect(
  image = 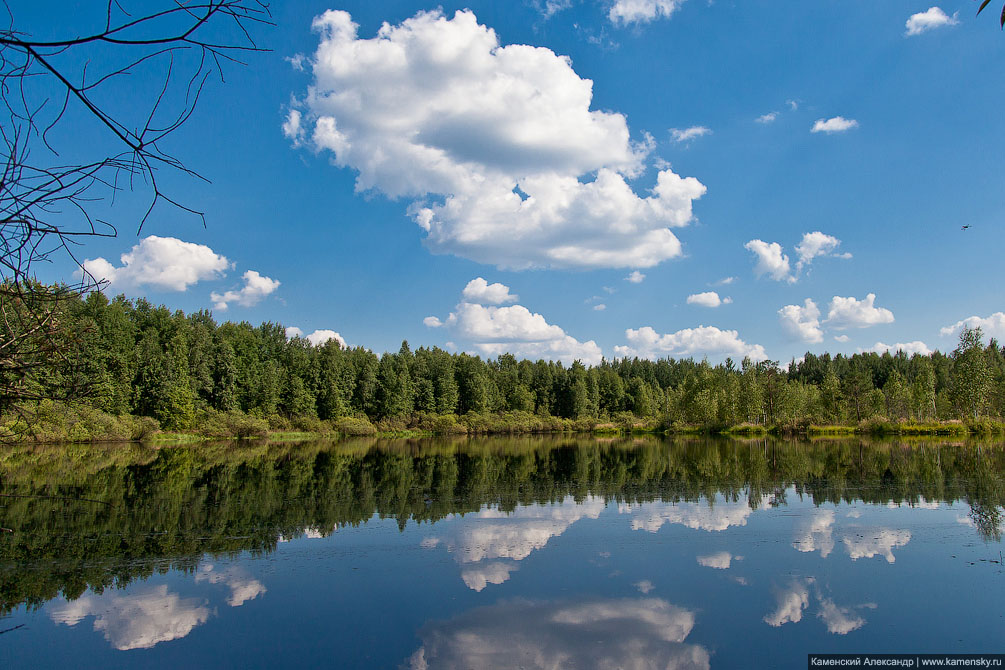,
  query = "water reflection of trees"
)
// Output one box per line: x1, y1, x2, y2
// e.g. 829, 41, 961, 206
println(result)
0, 436, 1002, 615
